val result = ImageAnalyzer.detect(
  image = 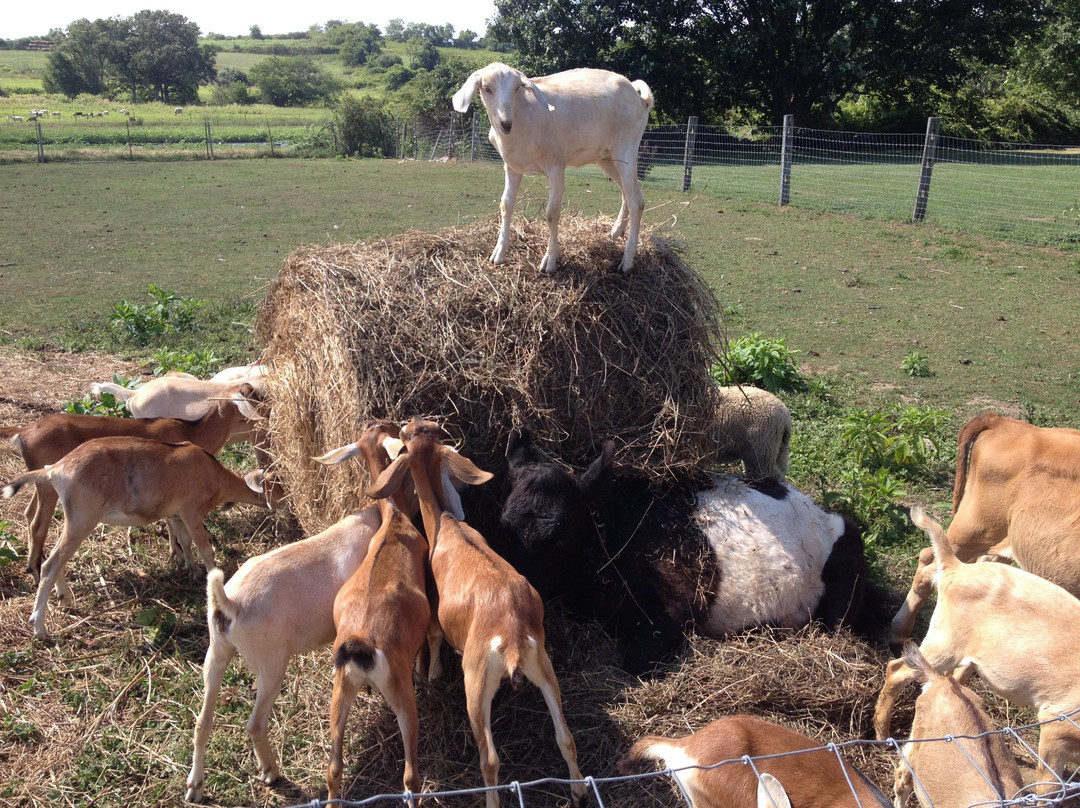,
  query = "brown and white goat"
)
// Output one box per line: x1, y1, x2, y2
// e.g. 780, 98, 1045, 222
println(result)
368, 418, 586, 808
876, 506, 1080, 797
2, 436, 273, 639
891, 640, 1023, 808
617, 713, 890, 808
326, 492, 431, 803
186, 419, 441, 803
0, 384, 259, 582
890, 413, 1080, 645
